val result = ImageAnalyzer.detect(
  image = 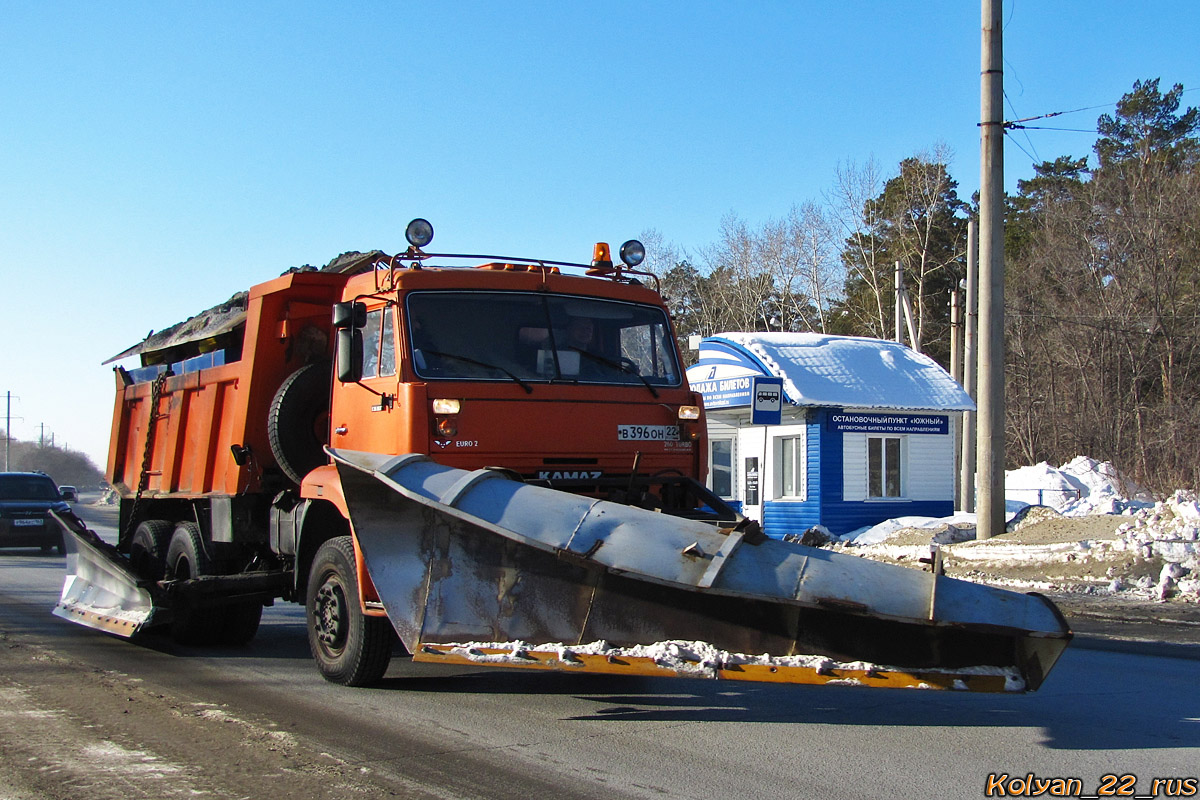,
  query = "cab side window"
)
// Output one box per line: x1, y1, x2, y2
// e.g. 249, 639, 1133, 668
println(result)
362, 306, 396, 379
